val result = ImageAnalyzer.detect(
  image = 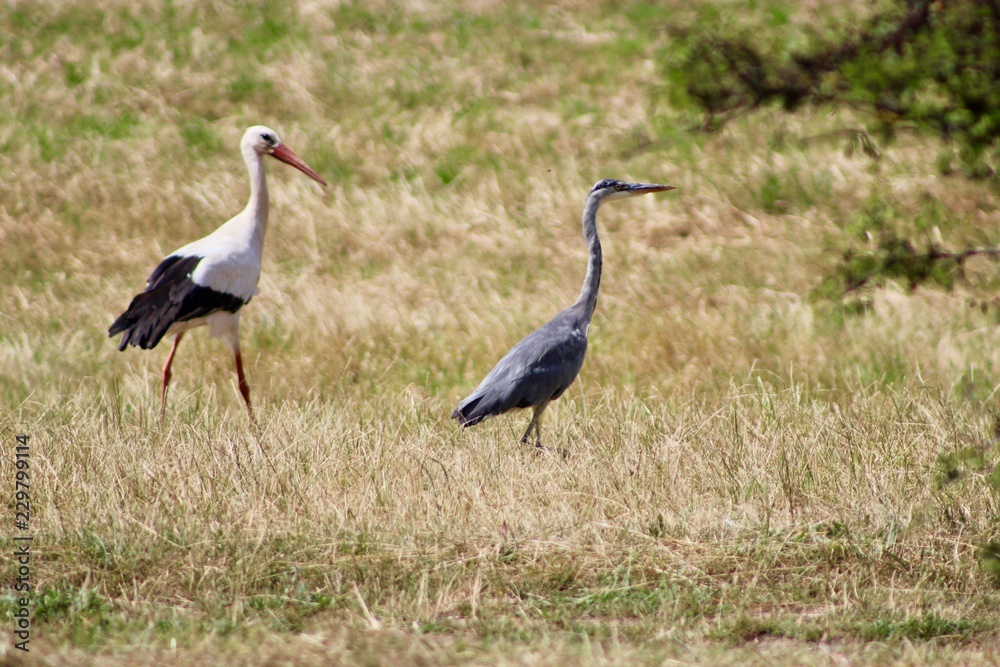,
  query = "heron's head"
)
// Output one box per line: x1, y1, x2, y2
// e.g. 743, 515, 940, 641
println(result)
241, 125, 328, 186
589, 178, 676, 202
